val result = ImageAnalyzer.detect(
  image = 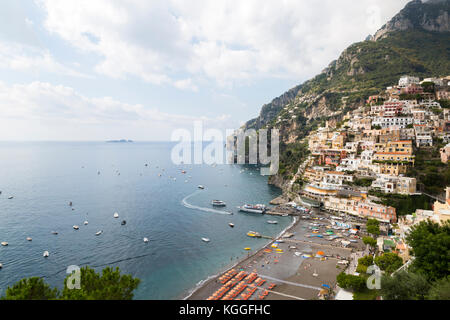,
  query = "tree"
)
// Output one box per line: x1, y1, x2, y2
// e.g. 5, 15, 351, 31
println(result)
374, 252, 403, 275
61, 266, 141, 300
1, 277, 59, 300
366, 219, 380, 236
363, 236, 377, 248
1, 267, 140, 300
356, 255, 374, 274
337, 272, 366, 292
427, 277, 450, 300
380, 271, 430, 300
406, 220, 450, 281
